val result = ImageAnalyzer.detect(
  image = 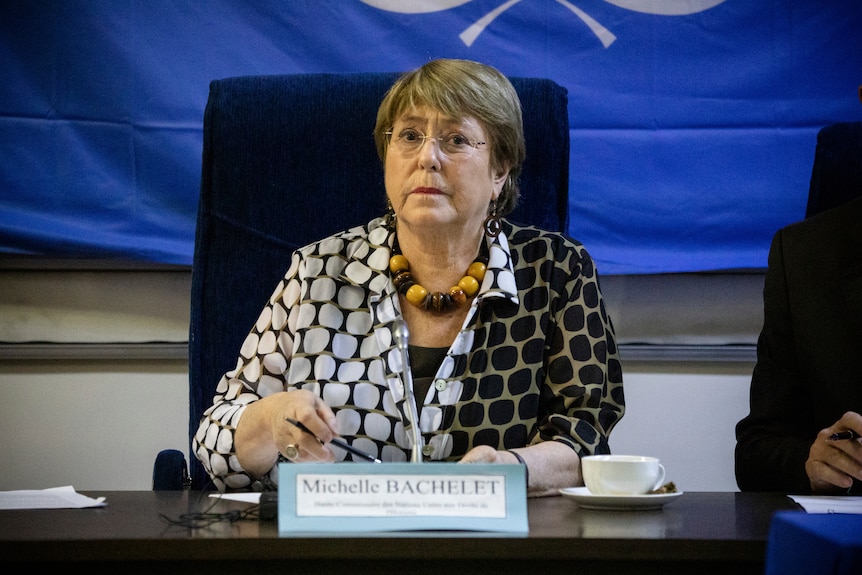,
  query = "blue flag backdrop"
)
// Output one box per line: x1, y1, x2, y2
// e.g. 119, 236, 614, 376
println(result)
1, 0, 861, 273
